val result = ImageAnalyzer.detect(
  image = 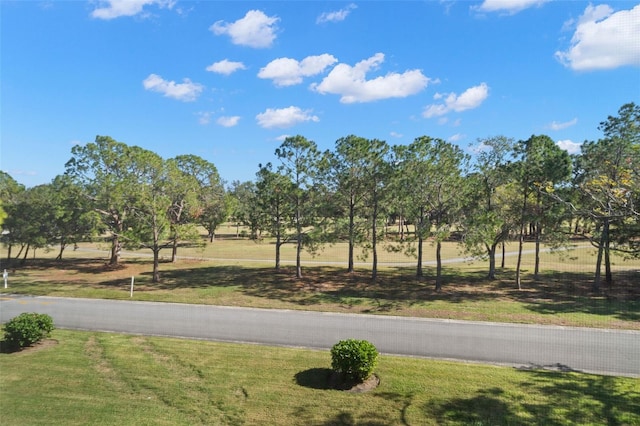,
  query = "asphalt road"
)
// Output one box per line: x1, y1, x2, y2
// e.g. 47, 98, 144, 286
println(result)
1, 295, 638, 378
